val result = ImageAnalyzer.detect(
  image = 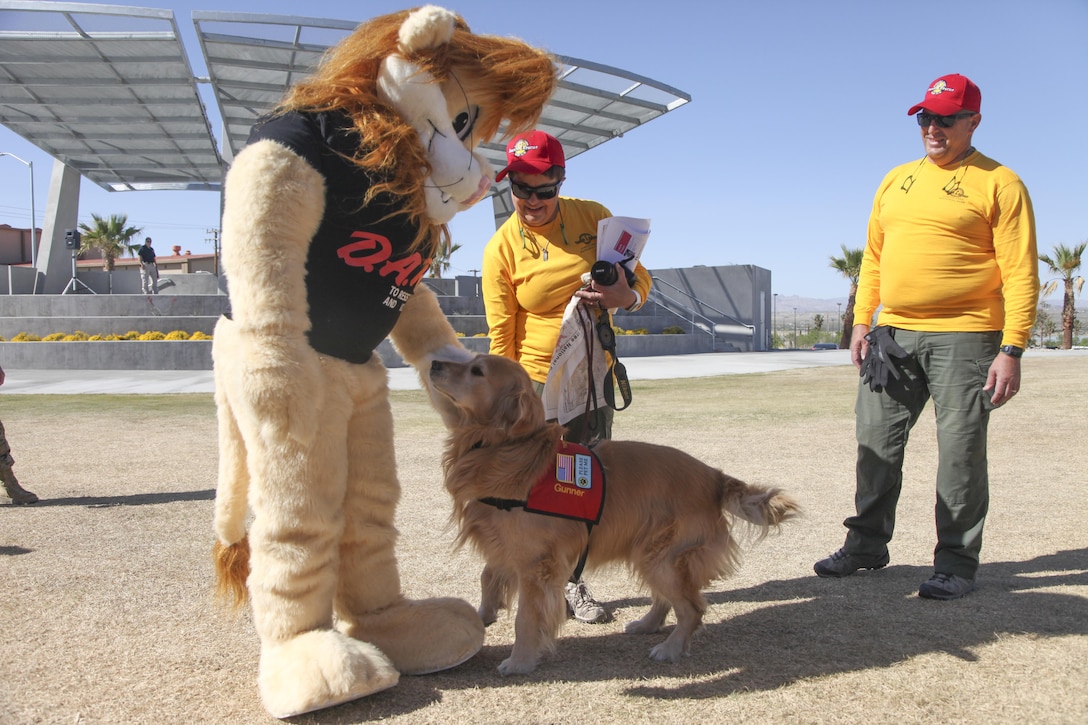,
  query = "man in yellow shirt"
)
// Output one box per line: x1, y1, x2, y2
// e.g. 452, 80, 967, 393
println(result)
482, 130, 652, 622
813, 74, 1039, 600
